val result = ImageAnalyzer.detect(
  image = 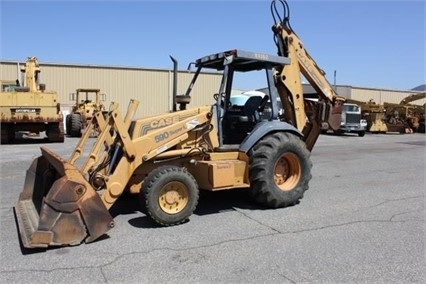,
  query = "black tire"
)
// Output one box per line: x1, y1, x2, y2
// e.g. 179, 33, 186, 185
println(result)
70, 113, 82, 137
358, 131, 365, 137
418, 122, 425, 133
46, 123, 65, 143
65, 114, 71, 135
248, 132, 312, 208
333, 129, 342, 135
141, 166, 199, 226
1, 124, 14, 144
